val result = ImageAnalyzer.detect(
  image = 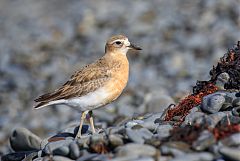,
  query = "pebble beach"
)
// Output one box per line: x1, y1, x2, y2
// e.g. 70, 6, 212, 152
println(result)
1, 0, 240, 161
